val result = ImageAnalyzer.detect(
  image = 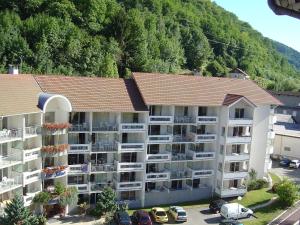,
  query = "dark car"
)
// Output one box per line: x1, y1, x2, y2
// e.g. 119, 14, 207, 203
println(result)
115, 211, 132, 225
279, 158, 291, 167
219, 219, 244, 225
209, 199, 228, 213
131, 210, 152, 225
